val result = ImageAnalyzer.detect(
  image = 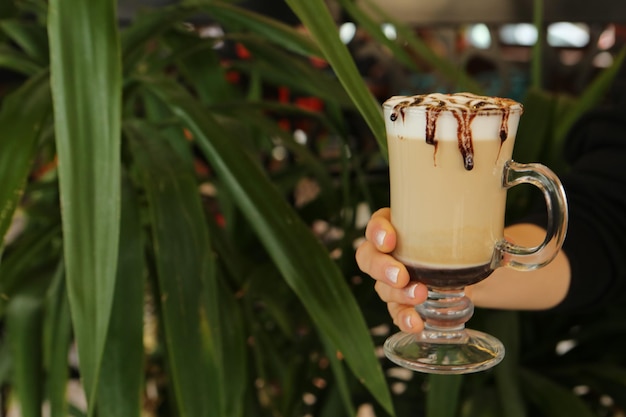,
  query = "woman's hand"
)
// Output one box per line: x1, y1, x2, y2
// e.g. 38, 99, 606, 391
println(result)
356, 208, 571, 330
355, 208, 428, 332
